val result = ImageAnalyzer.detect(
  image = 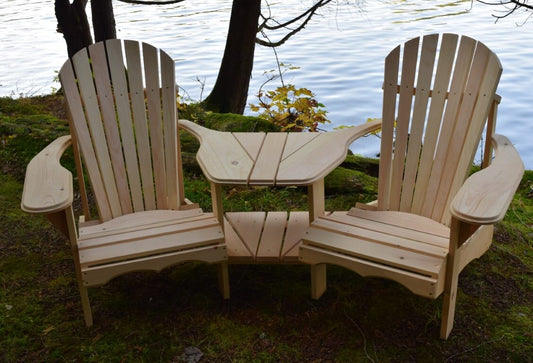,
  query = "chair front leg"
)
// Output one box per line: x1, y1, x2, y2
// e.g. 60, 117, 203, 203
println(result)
311, 264, 327, 299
